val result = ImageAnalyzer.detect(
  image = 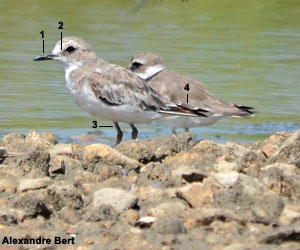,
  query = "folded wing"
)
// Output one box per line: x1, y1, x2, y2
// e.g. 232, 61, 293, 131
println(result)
89, 63, 206, 117
149, 69, 255, 117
